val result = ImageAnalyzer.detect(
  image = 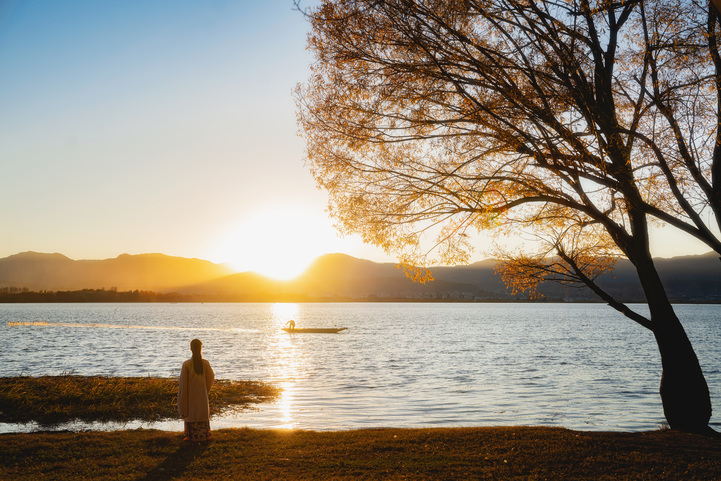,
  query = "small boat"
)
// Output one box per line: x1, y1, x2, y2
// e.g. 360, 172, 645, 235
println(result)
282, 327, 348, 334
